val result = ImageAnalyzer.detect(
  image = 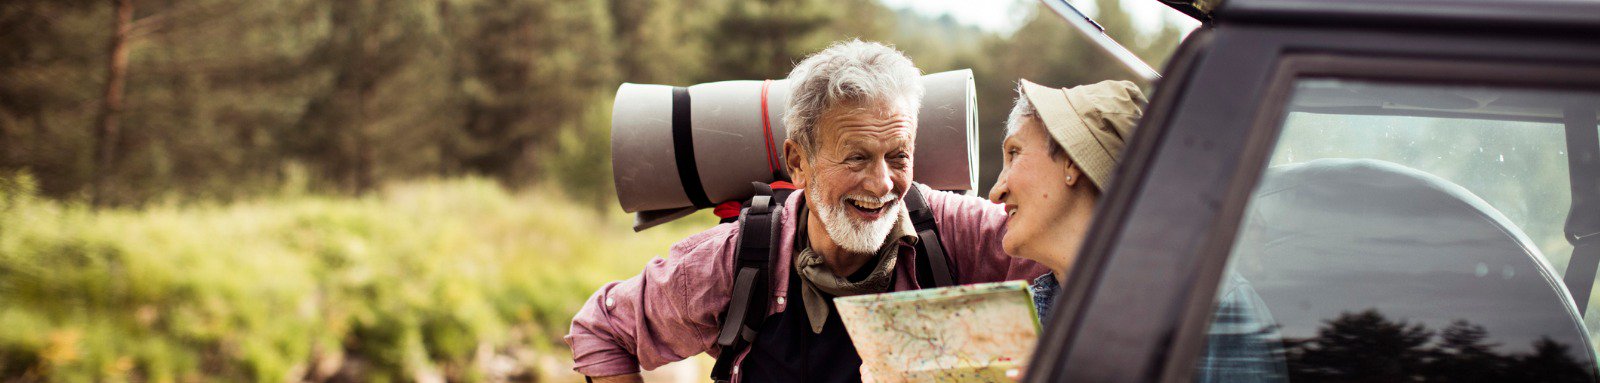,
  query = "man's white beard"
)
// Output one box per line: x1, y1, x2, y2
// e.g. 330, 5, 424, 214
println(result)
813, 193, 903, 254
